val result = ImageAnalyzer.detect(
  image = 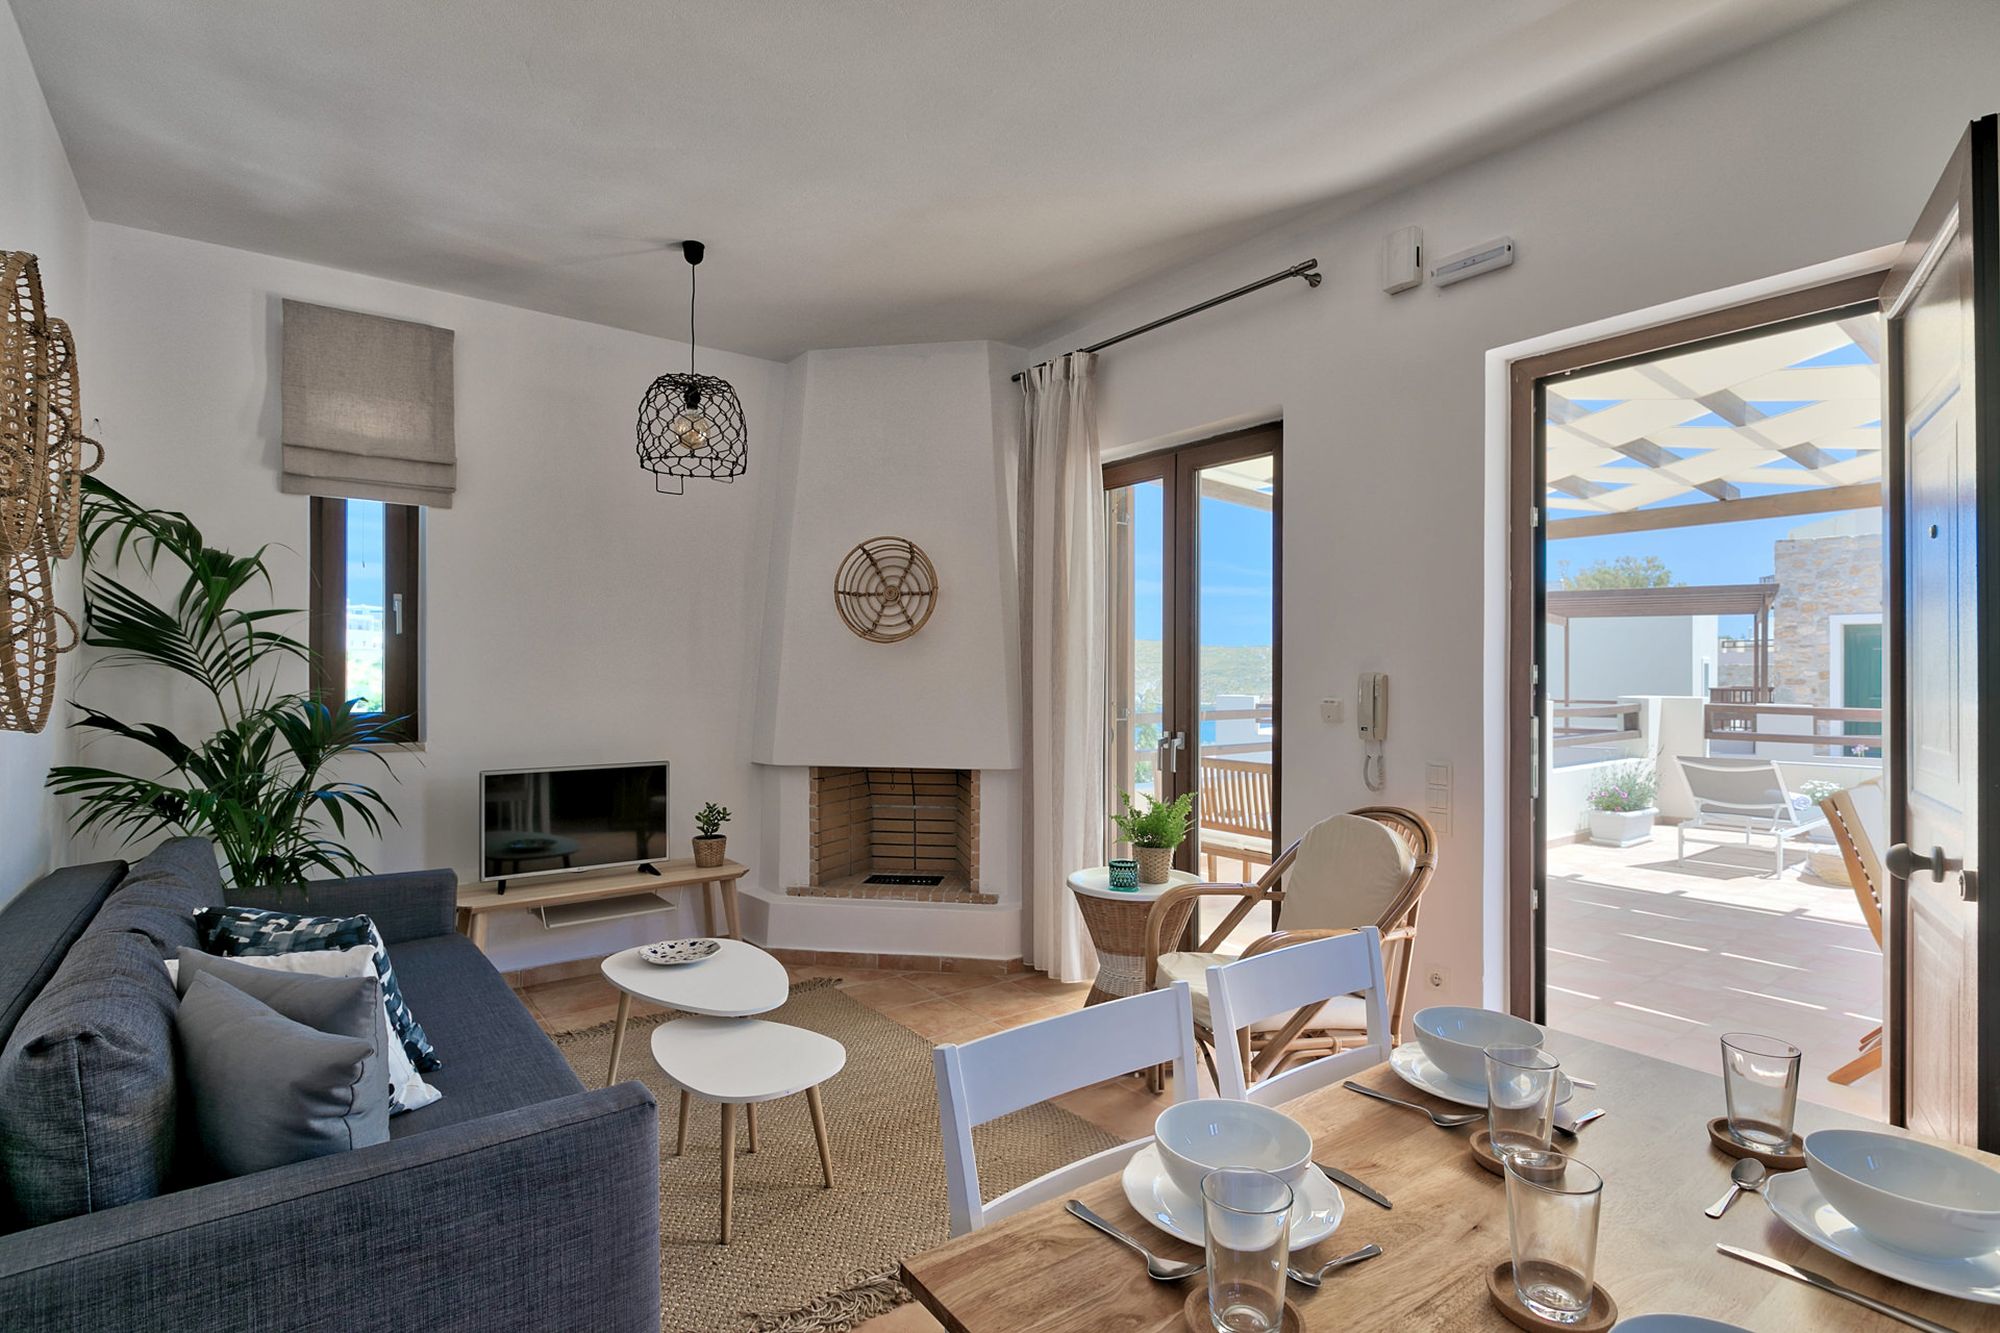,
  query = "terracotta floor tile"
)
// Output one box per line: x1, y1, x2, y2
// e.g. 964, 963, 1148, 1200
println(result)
907, 972, 1016, 997
841, 977, 941, 1010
